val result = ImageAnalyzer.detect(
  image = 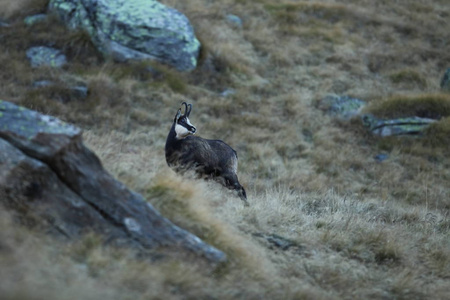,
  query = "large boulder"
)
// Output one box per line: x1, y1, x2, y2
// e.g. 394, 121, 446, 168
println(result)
48, 0, 200, 71
0, 100, 225, 263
